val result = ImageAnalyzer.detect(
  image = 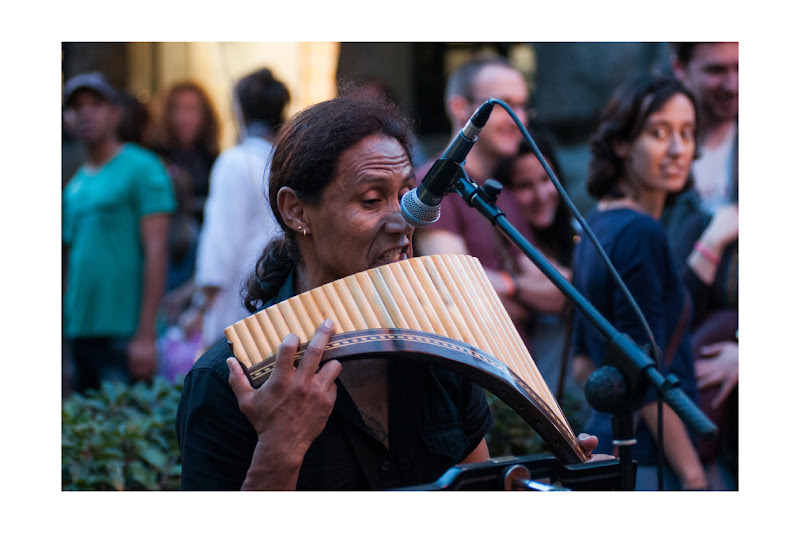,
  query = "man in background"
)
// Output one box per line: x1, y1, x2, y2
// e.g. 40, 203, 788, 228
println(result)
413, 53, 568, 336
671, 42, 738, 214
181, 68, 290, 351
63, 72, 176, 393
